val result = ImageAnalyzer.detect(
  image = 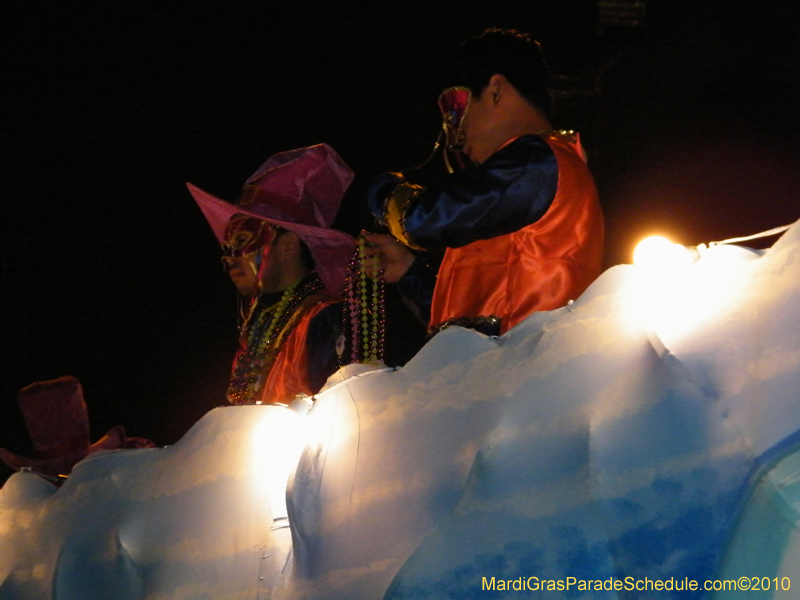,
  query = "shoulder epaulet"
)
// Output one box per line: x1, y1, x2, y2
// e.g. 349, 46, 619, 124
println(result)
540, 130, 578, 144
